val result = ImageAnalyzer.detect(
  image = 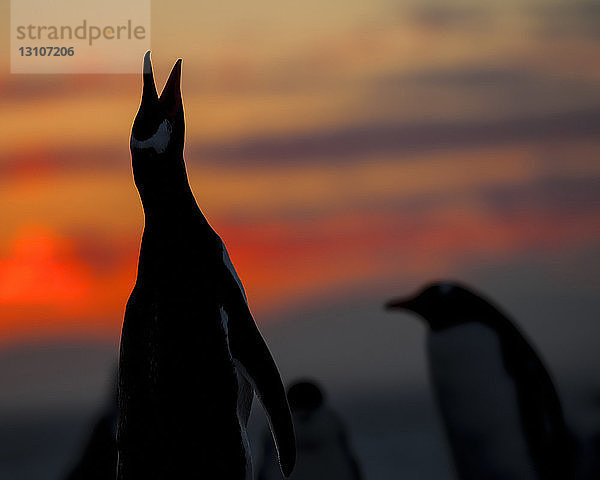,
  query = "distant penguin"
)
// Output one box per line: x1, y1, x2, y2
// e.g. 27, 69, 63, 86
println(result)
258, 380, 363, 480
385, 281, 575, 480
64, 370, 118, 480
575, 430, 600, 479
117, 52, 295, 479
